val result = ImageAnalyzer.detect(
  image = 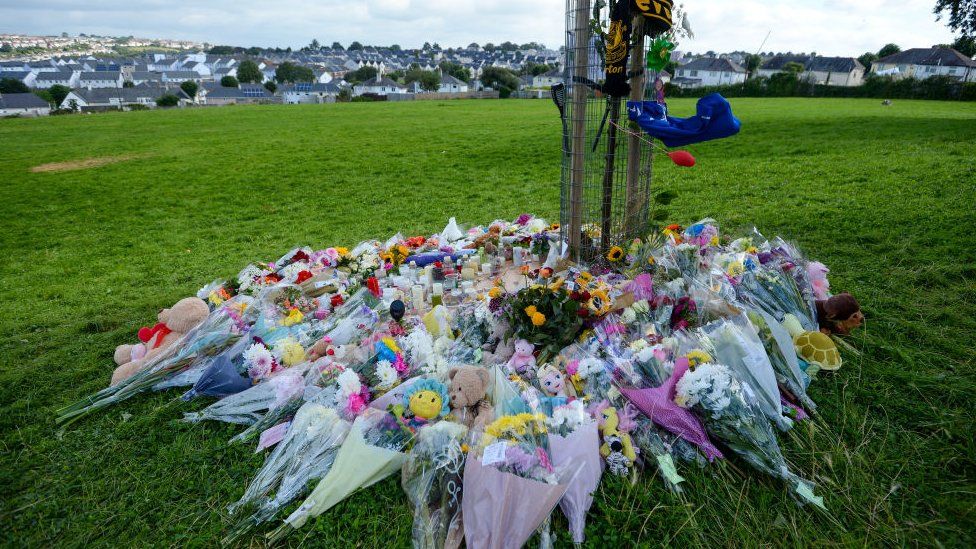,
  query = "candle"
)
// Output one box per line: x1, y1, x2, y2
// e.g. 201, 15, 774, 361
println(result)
424, 265, 434, 286
411, 285, 424, 310
462, 266, 476, 281
432, 283, 444, 296
481, 263, 492, 276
